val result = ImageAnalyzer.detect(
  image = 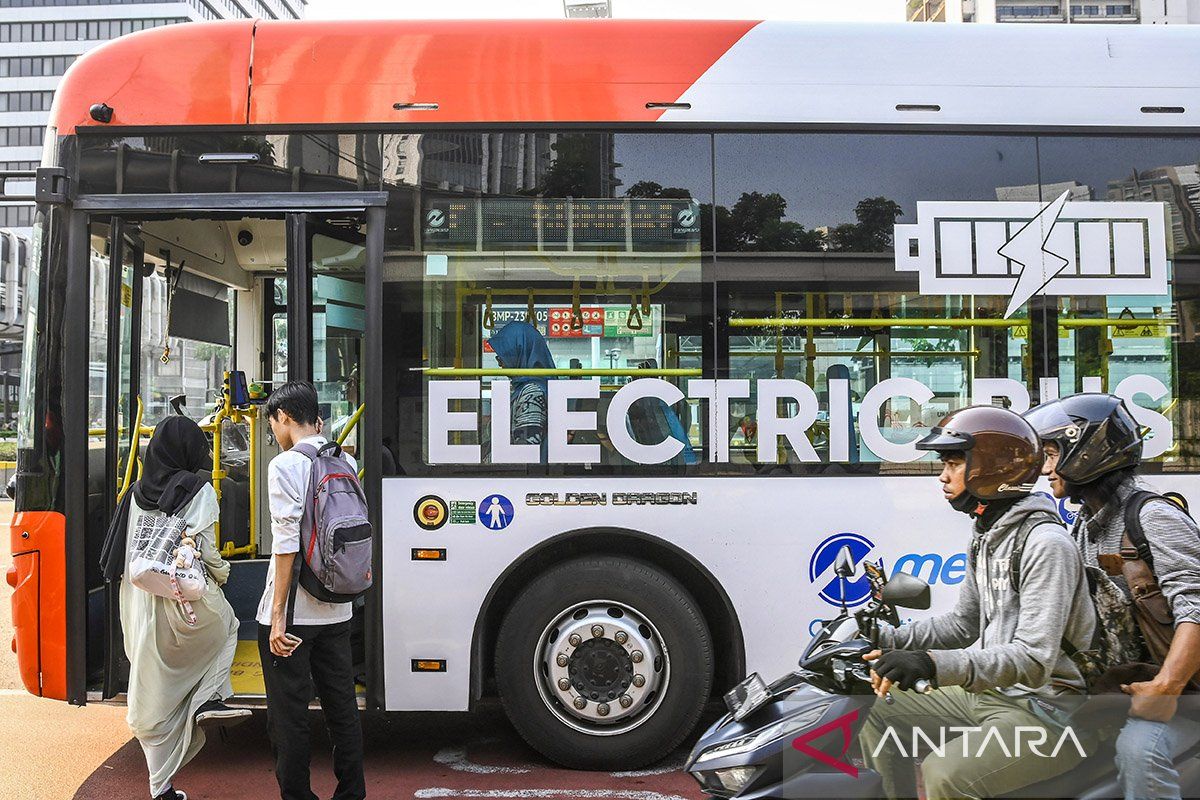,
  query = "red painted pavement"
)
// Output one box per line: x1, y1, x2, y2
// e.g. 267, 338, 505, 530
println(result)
74, 701, 713, 800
